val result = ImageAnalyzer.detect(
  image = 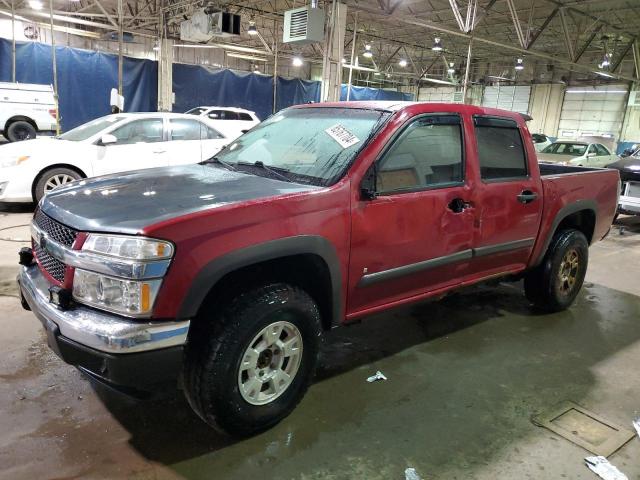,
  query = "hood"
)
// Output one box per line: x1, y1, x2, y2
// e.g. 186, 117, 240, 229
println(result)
0, 137, 85, 161
605, 156, 640, 181
40, 164, 320, 234
536, 153, 580, 164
